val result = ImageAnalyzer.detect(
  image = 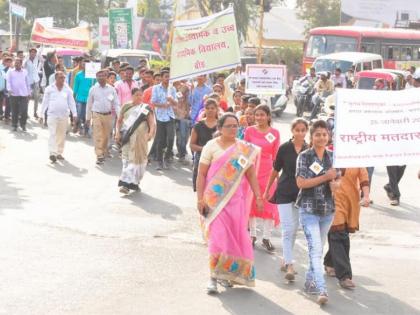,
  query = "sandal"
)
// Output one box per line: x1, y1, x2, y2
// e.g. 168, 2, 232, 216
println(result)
324, 266, 336, 277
